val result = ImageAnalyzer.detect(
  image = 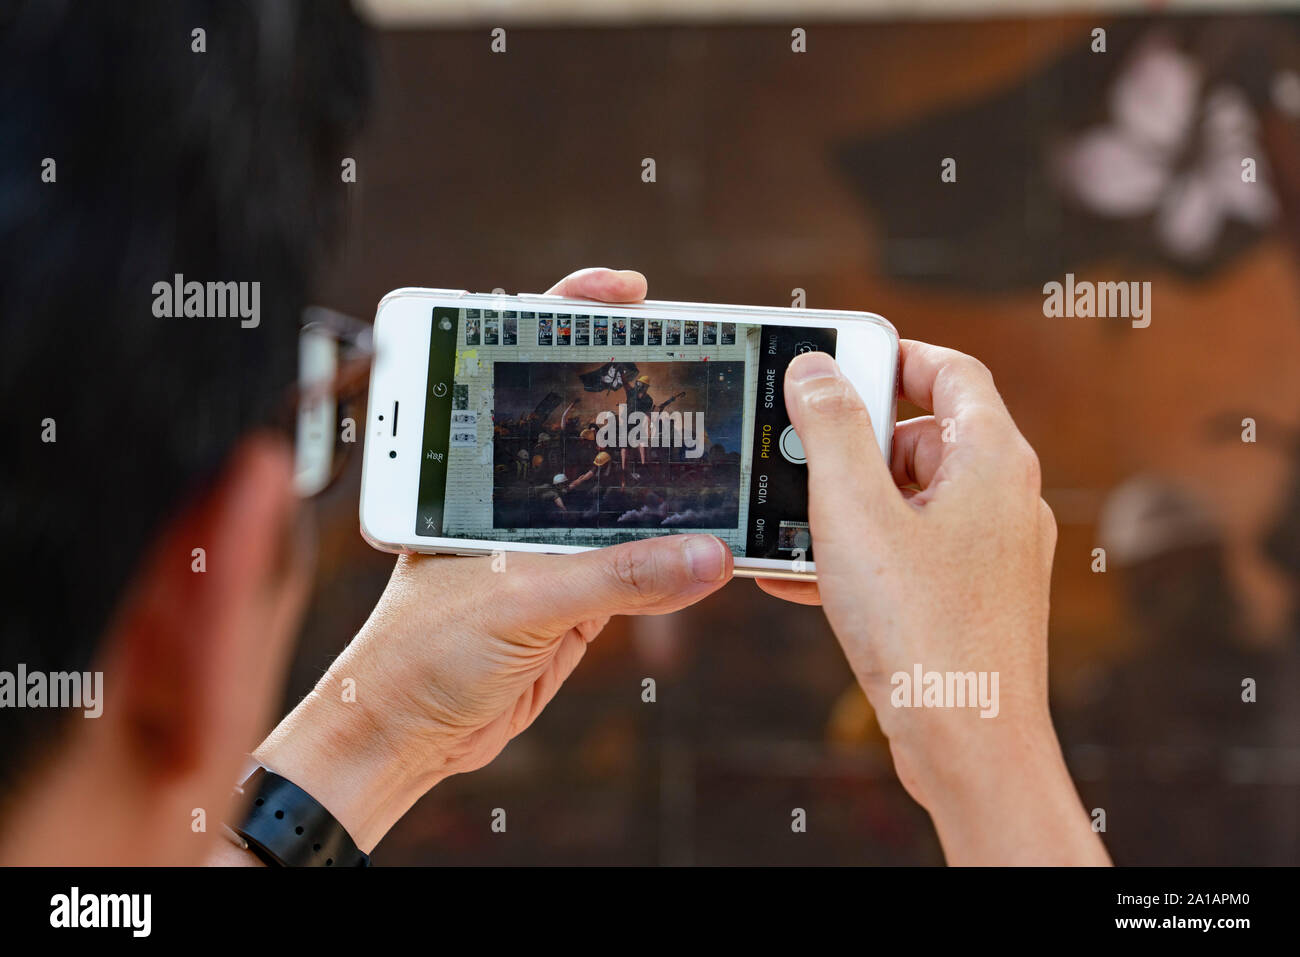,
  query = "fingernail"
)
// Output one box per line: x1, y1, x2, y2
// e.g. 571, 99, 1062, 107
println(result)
683, 535, 727, 583
788, 351, 839, 384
